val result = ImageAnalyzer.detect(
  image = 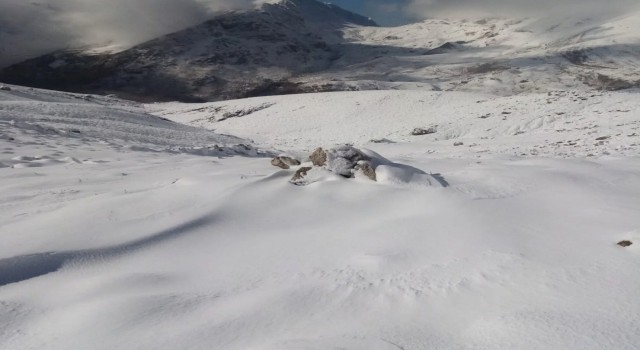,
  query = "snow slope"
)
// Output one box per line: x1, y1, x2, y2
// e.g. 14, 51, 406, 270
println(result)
312, 12, 640, 94
2, 85, 640, 349
149, 89, 640, 158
